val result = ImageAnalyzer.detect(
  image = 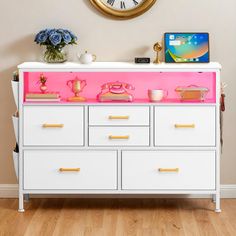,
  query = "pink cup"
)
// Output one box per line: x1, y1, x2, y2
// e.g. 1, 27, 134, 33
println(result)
148, 89, 168, 102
